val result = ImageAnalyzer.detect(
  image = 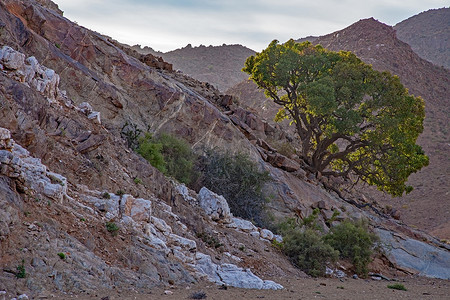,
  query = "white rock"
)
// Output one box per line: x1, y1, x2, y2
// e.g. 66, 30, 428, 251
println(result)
250, 231, 260, 238
144, 235, 169, 252
197, 187, 233, 223
0, 46, 25, 69
194, 253, 283, 290
172, 248, 195, 264
260, 229, 274, 240
231, 217, 256, 232
144, 223, 158, 236
0, 128, 11, 140
88, 111, 101, 124
129, 197, 152, 222
262, 280, 284, 290
274, 234, 283, 243
175, 183, 198, 204
167, 233, 196, 250
78, 102, 93, 115
151, 216, 172, 235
